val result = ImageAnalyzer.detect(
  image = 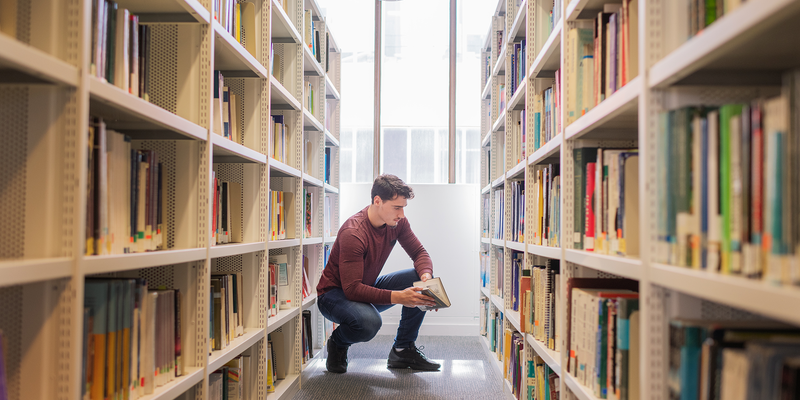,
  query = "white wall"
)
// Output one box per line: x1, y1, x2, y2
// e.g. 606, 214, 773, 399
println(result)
340, 183, 481, 336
